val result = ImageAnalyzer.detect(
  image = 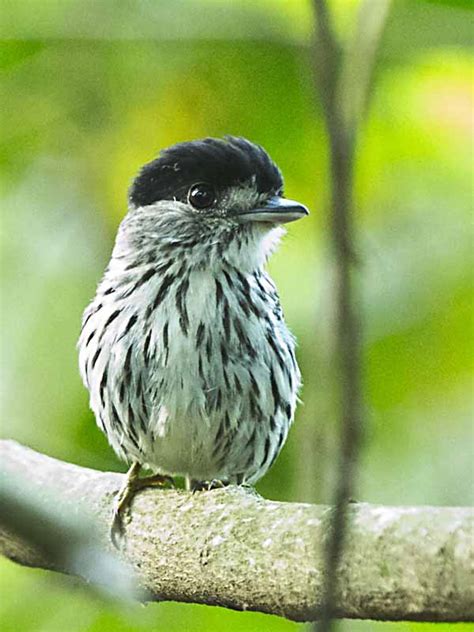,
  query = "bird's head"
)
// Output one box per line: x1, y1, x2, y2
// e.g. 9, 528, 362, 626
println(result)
120, 137, 308, 271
